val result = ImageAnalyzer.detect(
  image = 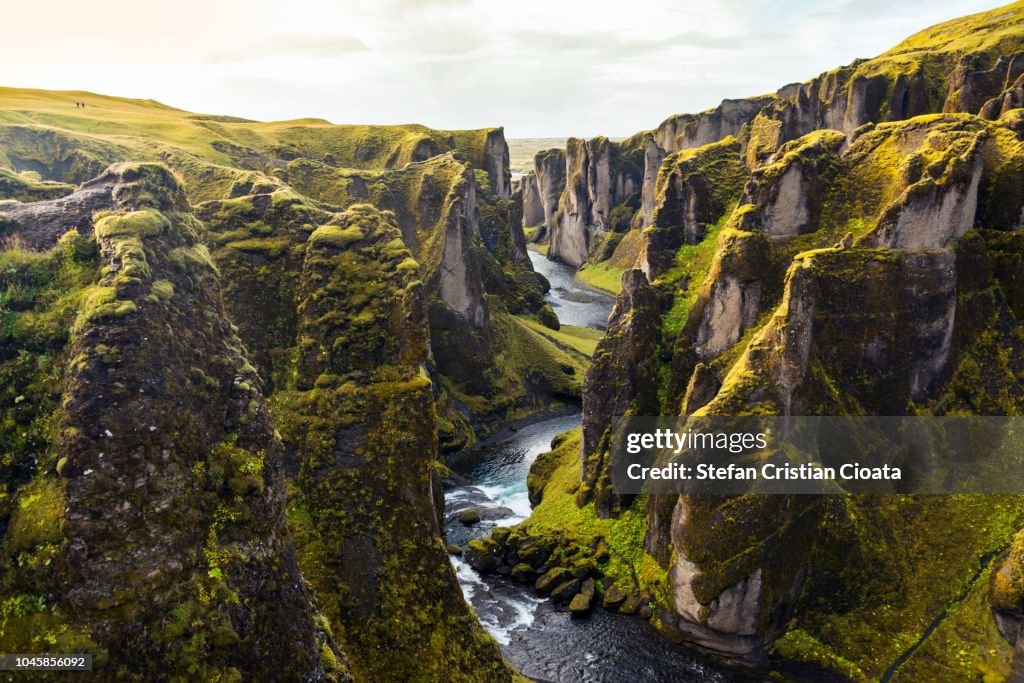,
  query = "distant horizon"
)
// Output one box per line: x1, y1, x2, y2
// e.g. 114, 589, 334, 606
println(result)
0, 0, 1009, 138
